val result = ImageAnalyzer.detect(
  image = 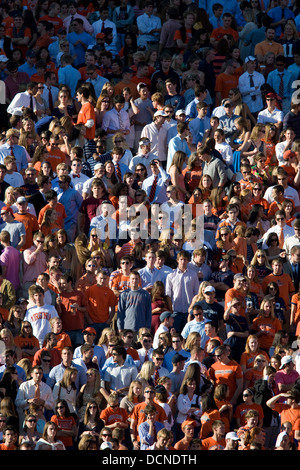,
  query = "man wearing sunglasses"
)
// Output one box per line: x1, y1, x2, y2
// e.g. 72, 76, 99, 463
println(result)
257, 92, 284, 131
